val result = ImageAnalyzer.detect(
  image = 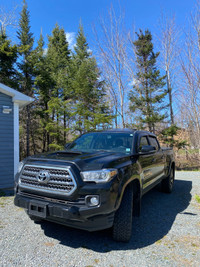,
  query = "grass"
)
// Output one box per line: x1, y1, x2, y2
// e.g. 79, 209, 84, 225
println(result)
177, 168, 200, 171
0, 198, 6, 207
175, 149, 200, 171
155, 239, 162, 244
0, 220, 4, 229
177, 149, 200, 155
195, 194, 200, 204
0, 196, 11, 207
175, 159, 200, 171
